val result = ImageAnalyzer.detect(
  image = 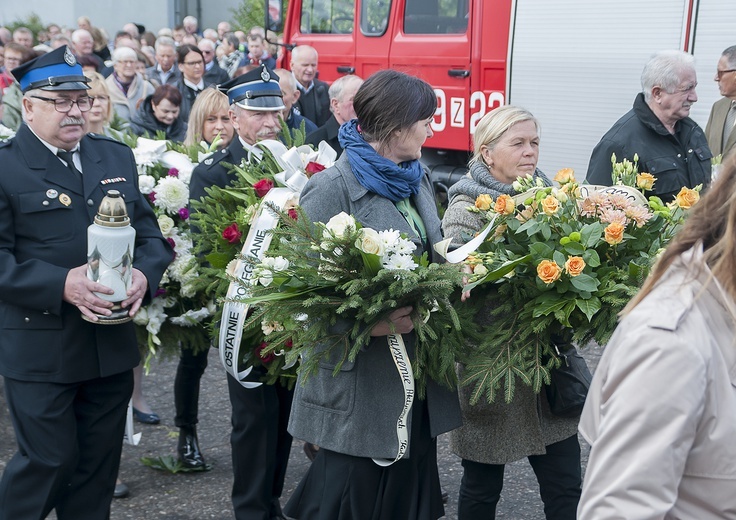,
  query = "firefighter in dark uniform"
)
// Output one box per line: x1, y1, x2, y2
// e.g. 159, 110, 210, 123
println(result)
0, 46, 172, 520
188, 65, 293, 520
